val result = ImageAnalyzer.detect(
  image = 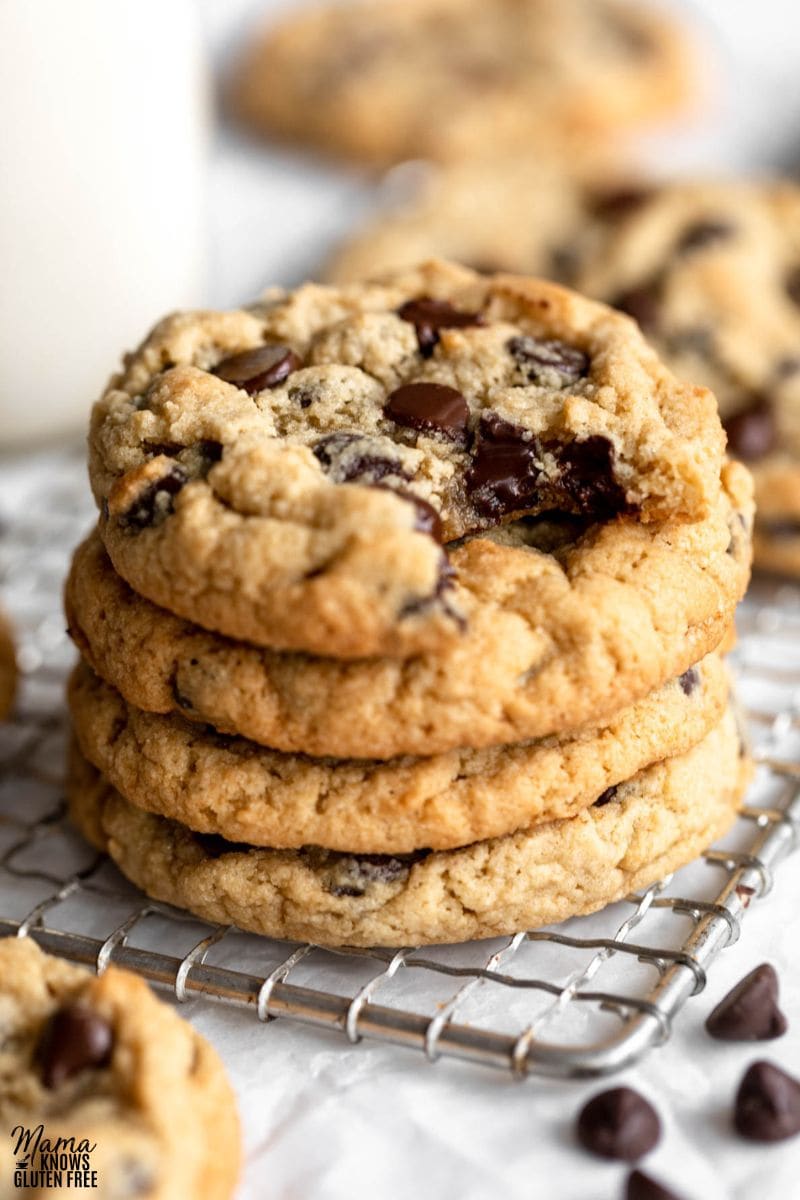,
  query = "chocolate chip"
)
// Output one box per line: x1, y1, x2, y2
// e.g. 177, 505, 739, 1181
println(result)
324, 850, 430, 897
384, 382, 469, 441
594, 785, 619, 808
313, 432, 411, 485
678, 667, 700, 696
213, 344, 300, 394
677, 220, 735, 254
576, 1087, 660, 1161
664, 327, 714, 358
397, 298, 485, 357
734, 1061, 800, 1142
195, 832, 253, 858
118, 463, 188, 530
613, 285, 660, 332
466, 414, 539, 517
376, 487, 443, 542
589, 187, 654, 219
508, 336, 590, 386
626, 1169, 683, 1200
467, 416, 628, 520
706, 964, 787, 1042
785, 266, 800, 307
723, 398, 776, 461
556, 436, 629, 515
38, 1003, 114, 1089
761, 518, 800, 538
776, 356, 800, 380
